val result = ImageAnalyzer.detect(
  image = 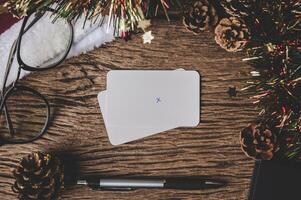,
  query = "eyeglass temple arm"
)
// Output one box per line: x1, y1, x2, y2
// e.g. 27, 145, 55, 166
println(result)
2, 11, 45, 89
1, 13, 43, 89
0, 94, 15, 136
2, 9, 45, 86
4, 105, 14, 136
2, 41, 17, 93
0, 37, 18, 135
0, 12, 45, 139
